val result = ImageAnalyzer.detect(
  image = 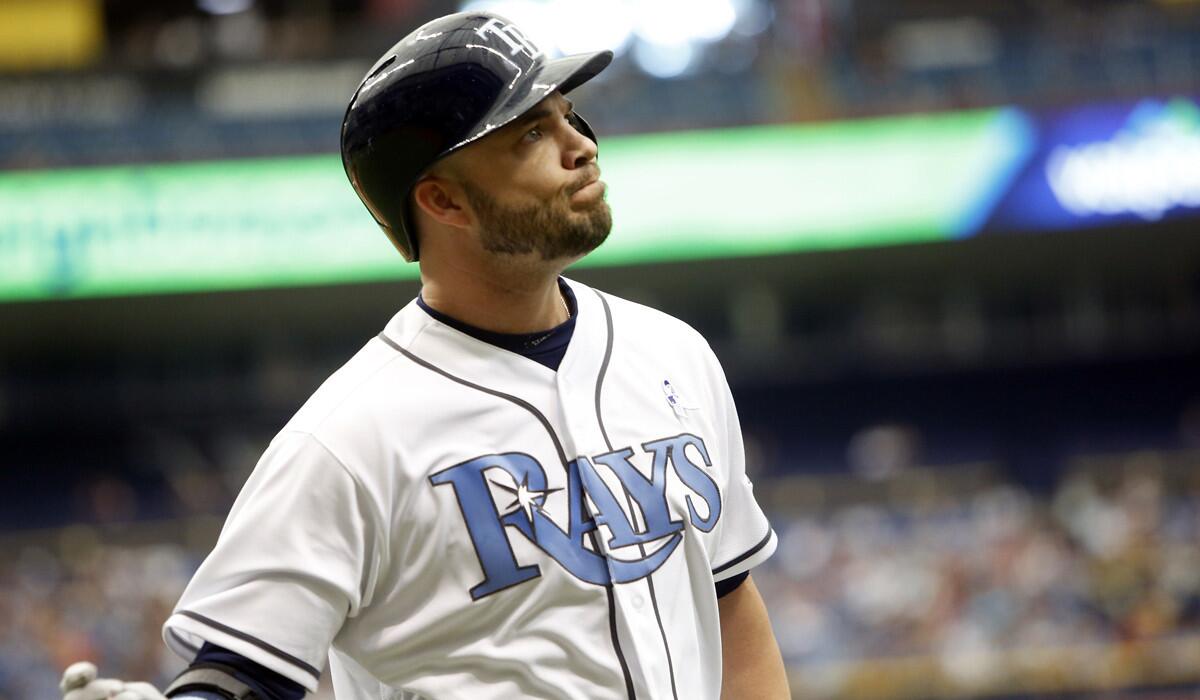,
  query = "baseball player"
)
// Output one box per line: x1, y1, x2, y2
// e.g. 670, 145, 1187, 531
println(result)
60, 11, 787, 700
